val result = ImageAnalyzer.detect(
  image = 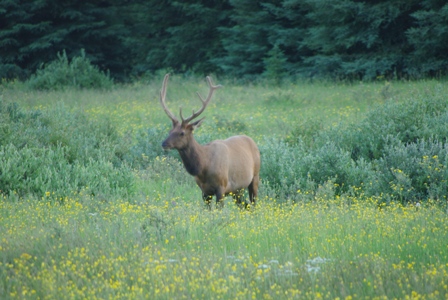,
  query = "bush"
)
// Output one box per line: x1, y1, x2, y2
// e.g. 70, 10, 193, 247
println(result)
286, 116, 324, 147
26, 49, 114, 90
0, 100, 134, 198
372, 138, 448, 203
124, 126, 171, 169
259, 137, 373, 202
0, 100, 128, 166
320, 88, 448, 160
262, 85, 448, 204
259, 137, 303, 190
0, 144, 134, 198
